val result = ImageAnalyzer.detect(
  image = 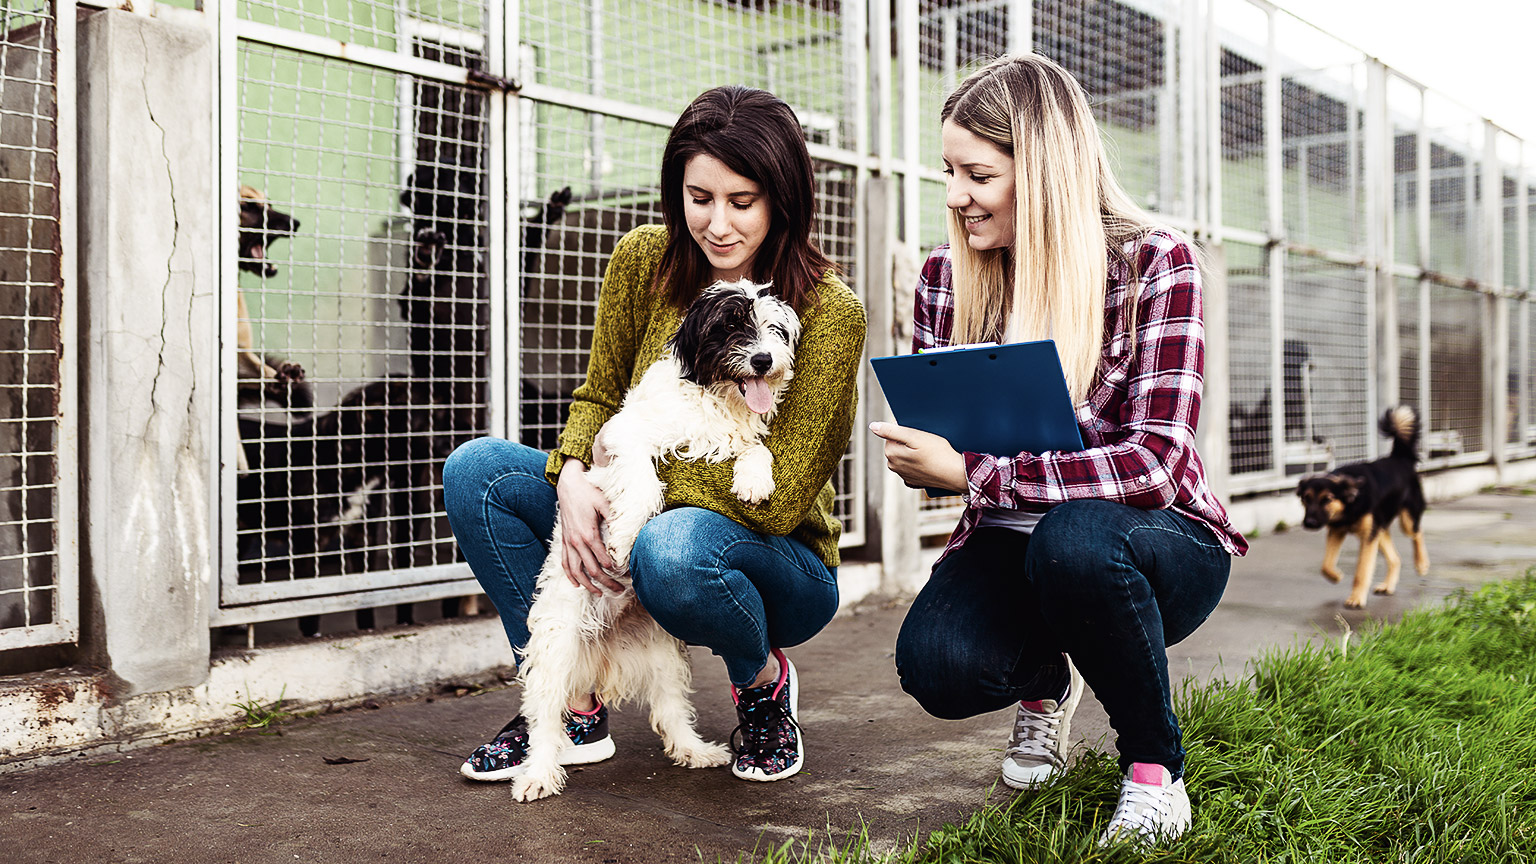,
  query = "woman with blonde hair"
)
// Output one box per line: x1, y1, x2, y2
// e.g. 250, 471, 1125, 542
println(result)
871, 53, 1247, 846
